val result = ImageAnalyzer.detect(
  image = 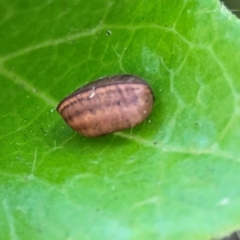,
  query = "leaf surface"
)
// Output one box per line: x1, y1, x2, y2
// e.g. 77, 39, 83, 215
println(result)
1, 0, 240, 239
